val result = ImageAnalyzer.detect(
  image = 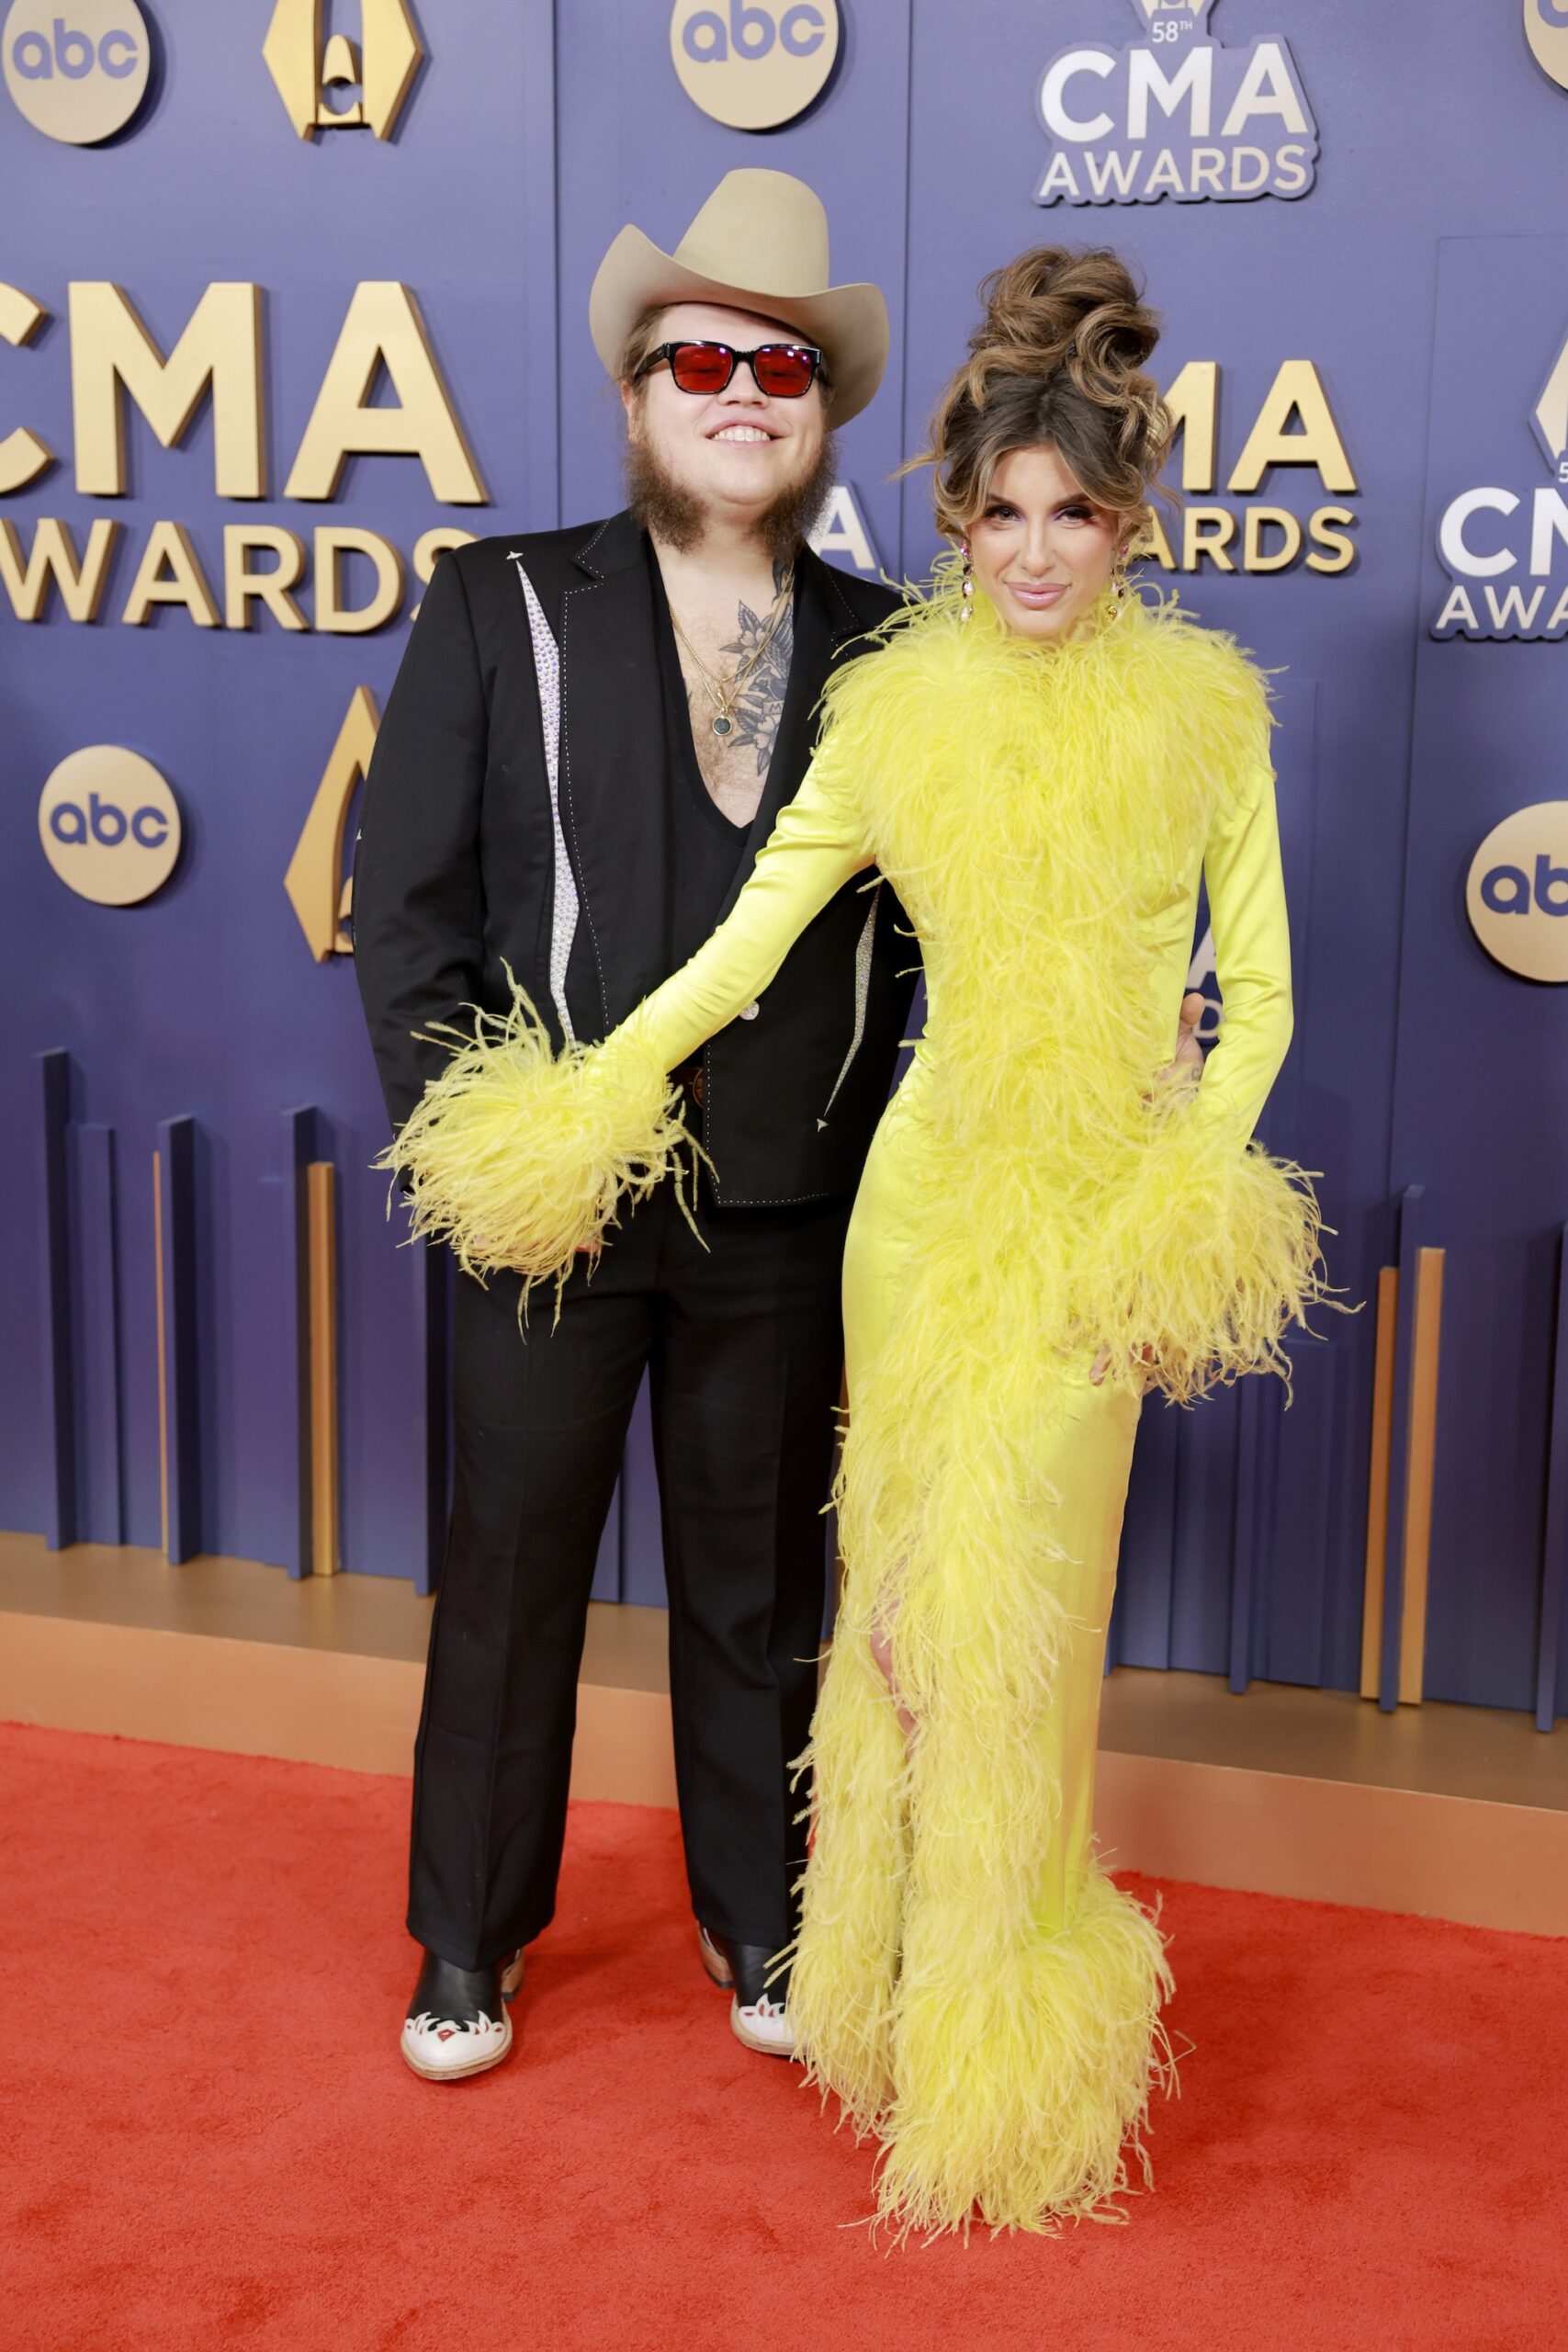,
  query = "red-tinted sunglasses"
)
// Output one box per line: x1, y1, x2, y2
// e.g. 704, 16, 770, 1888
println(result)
635, 340, 825, 399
